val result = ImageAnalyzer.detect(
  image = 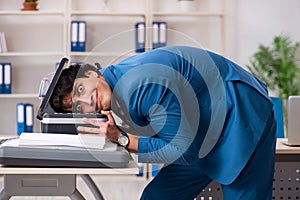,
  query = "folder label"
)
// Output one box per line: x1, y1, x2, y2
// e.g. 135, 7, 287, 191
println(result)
71, 22, 78, 48
26, 105, 33, 126
78, 22, 86, 43
16, 103, 25, 135
137, 23, 145, 43
135, 22, 145, 53
152, 23, 159, 44
159, 23, 167, 44
17, 104, 24, 123
152, 22, 159, 49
